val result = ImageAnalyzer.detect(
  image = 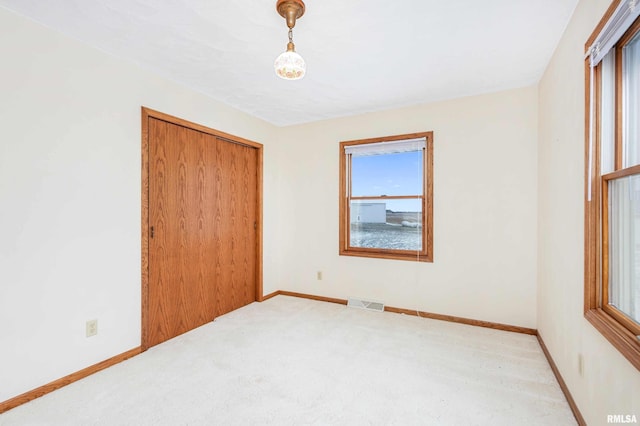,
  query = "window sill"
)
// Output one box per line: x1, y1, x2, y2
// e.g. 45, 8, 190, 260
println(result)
585, 308, 640, 371
340, 248, 432, 263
